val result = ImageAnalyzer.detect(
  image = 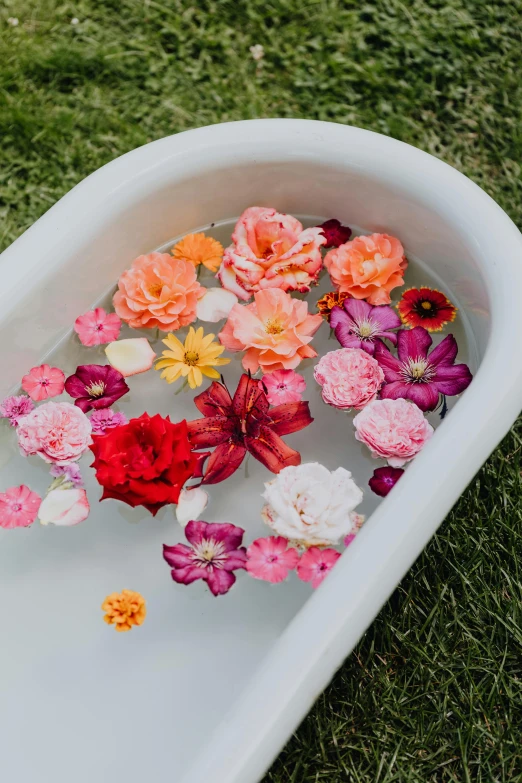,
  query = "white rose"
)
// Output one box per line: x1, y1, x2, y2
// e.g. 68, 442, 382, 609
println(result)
261, 462, 363, 547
